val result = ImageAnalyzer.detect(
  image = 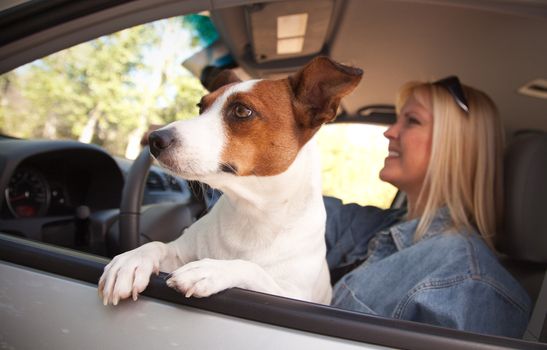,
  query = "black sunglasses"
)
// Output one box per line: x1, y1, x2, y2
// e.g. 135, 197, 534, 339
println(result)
433, 76, 469, 114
